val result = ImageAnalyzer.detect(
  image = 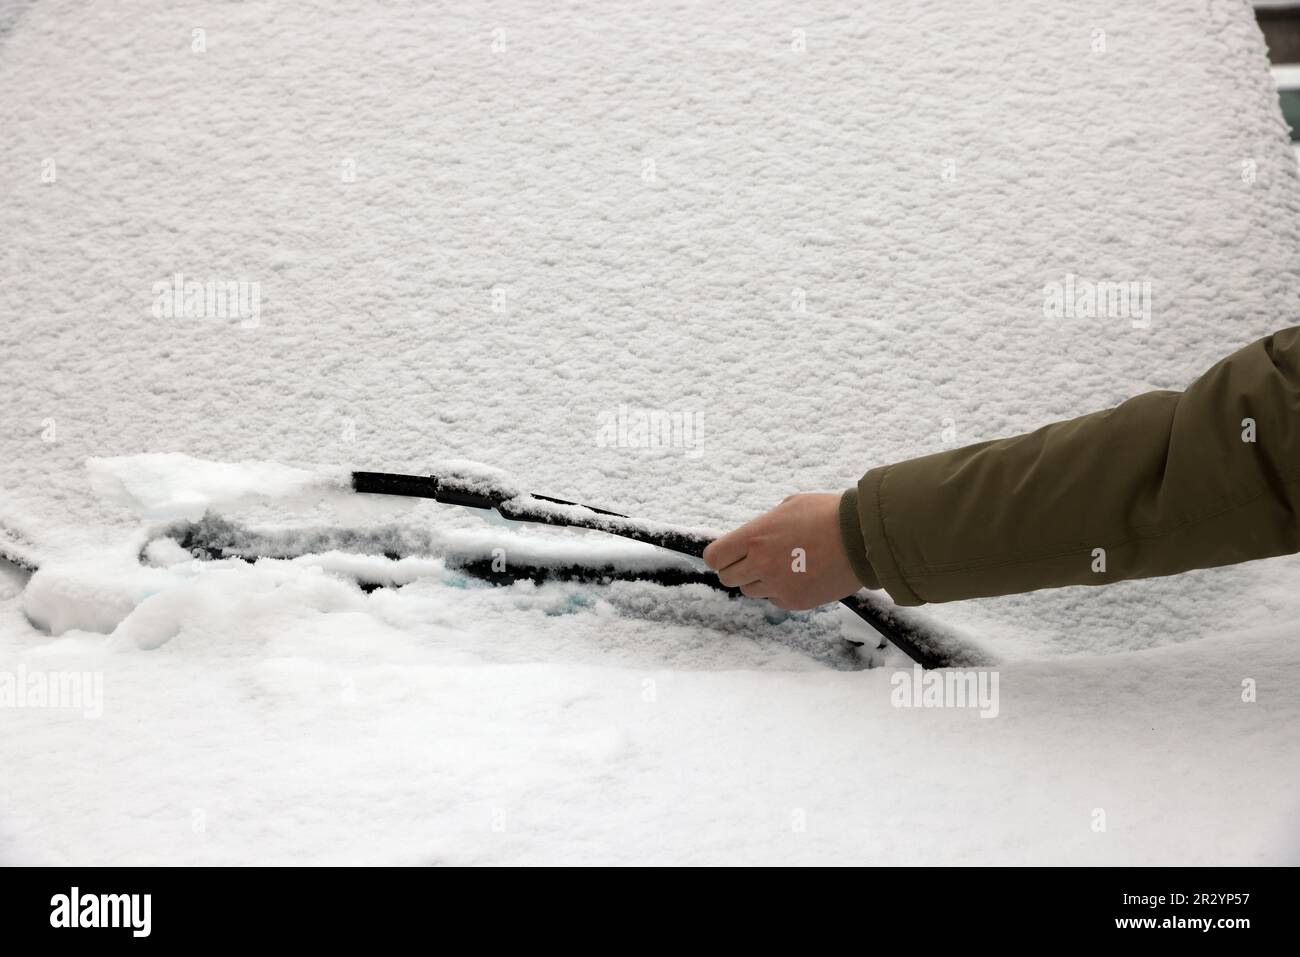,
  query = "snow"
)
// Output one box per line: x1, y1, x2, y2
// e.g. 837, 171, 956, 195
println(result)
3, 580, 1295, 864
87, 453, 349, 521
1, 0, 1299, 864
